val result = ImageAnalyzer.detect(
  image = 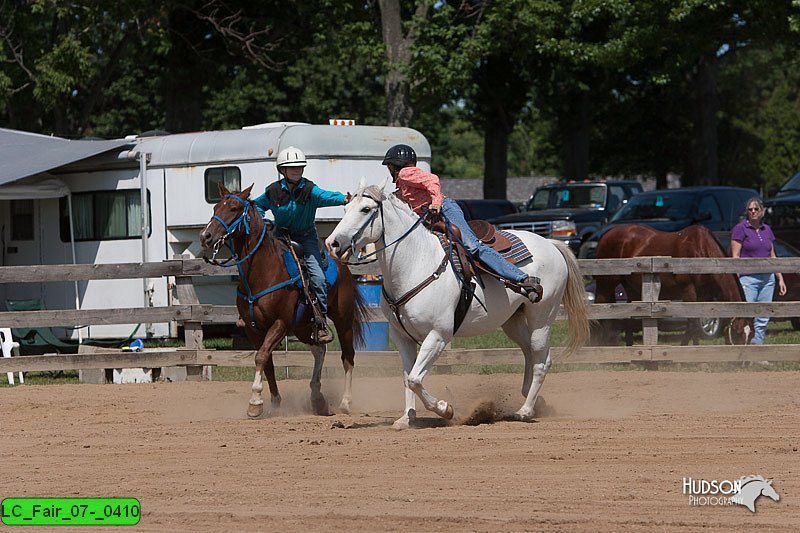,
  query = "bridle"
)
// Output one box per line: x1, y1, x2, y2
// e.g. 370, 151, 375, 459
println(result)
205, 194, 267, 267
343, 190, 429, 264
204, 194, 300, 327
